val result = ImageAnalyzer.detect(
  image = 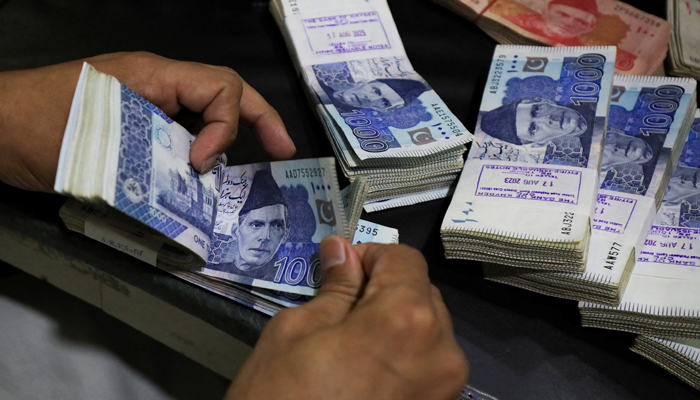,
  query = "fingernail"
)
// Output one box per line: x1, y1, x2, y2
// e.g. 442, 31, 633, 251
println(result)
321, 237, 346, 272
200, 155, 218, 174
